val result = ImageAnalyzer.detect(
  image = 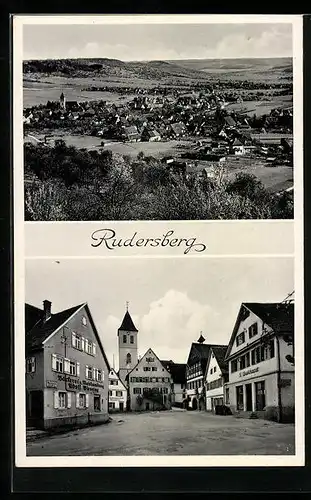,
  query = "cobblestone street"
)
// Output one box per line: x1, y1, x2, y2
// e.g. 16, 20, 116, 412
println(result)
27, 409, 295, 456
